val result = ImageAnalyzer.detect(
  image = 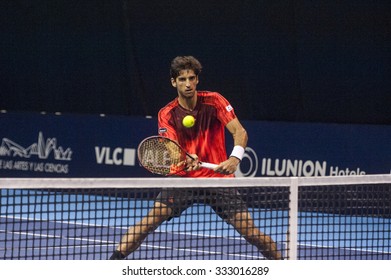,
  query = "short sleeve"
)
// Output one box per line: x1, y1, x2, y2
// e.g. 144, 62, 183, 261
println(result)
213, 92, 237, 126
